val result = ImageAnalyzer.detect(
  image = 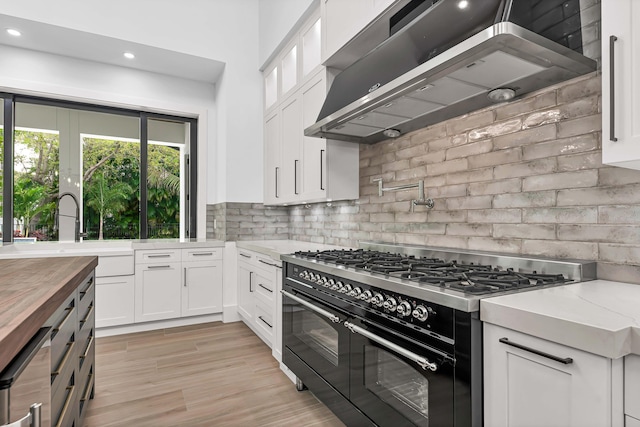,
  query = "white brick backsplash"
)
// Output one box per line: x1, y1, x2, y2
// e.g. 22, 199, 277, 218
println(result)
557, 74, 600, 103
494, 224, 556, 240
468, 237, 522, 253
447, 223, 492, 237
410, 151, 446, 167
493, 124, 556, 149
468, 119, 522, 142
396, 144, 427, 159
522, 170, 598, 191
599, 167, 640, 186
446, 139, 493, 160
522, 109, 561, 129
495, 92, 557, 120
558, 225, 640, 244
468, 178, 521, 196
446, 168, 494, 185
396, 212, 428, 223
557, 114, 601, 138
522, 240, 598, 260
446, 195, 492, 210
598, 206, 640, 224
599, 244, 640, 265
410, 123, 447, 145
558, 184, 640, 206
410, 223, 447, 234
523, 207, 598, 224
425, 235, 469, 249
428, 158, 468, 176
446, 111, 494, 135
428, 210, 468, 223
429, 183, 467, 198
493, 191, 556, 208
522, 134, 599, 161
467, 148, 522, 169
557, 152, 602, 171
494, 158, 557, 180
596, 263, 640, 285
467, 209, 522, 223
